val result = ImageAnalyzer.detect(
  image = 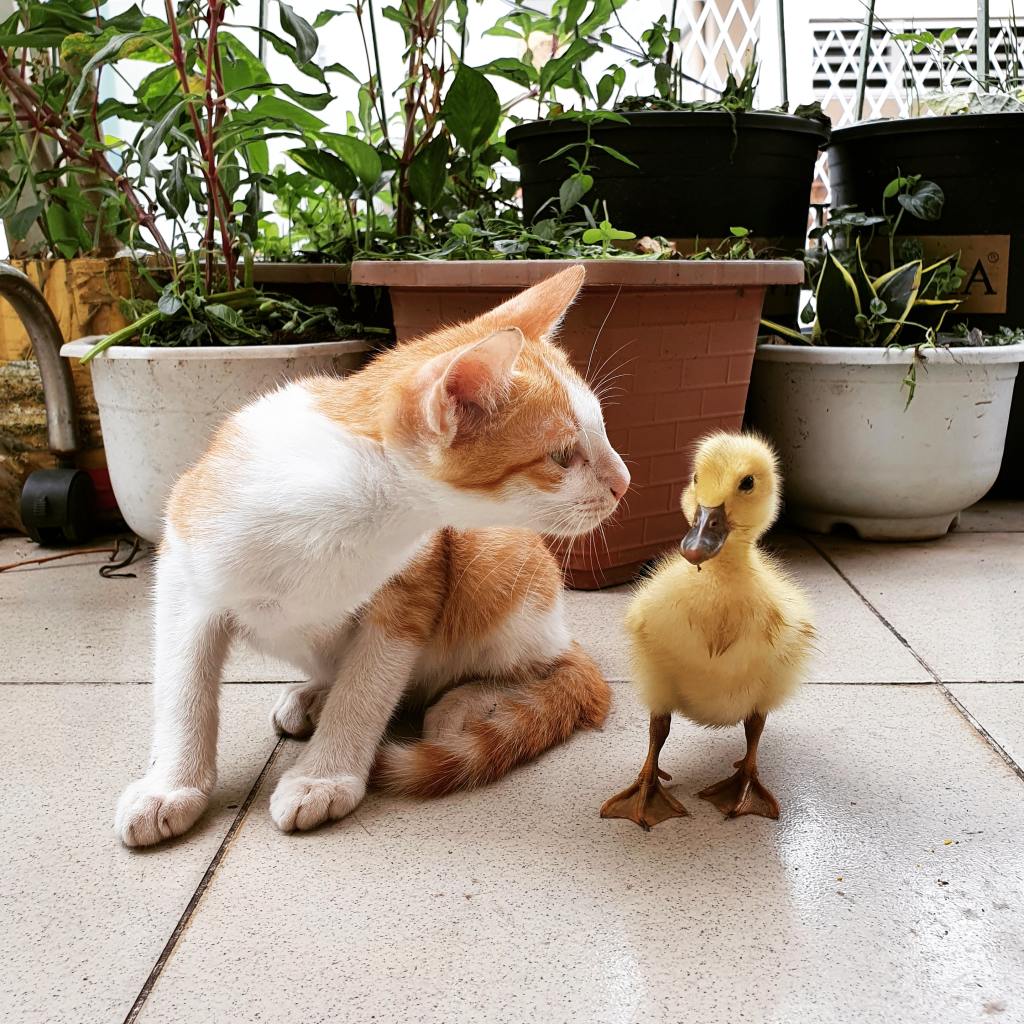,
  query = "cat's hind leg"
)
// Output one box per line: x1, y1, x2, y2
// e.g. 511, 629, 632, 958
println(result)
270, 679, 330, 739
116, 553, 231, 847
